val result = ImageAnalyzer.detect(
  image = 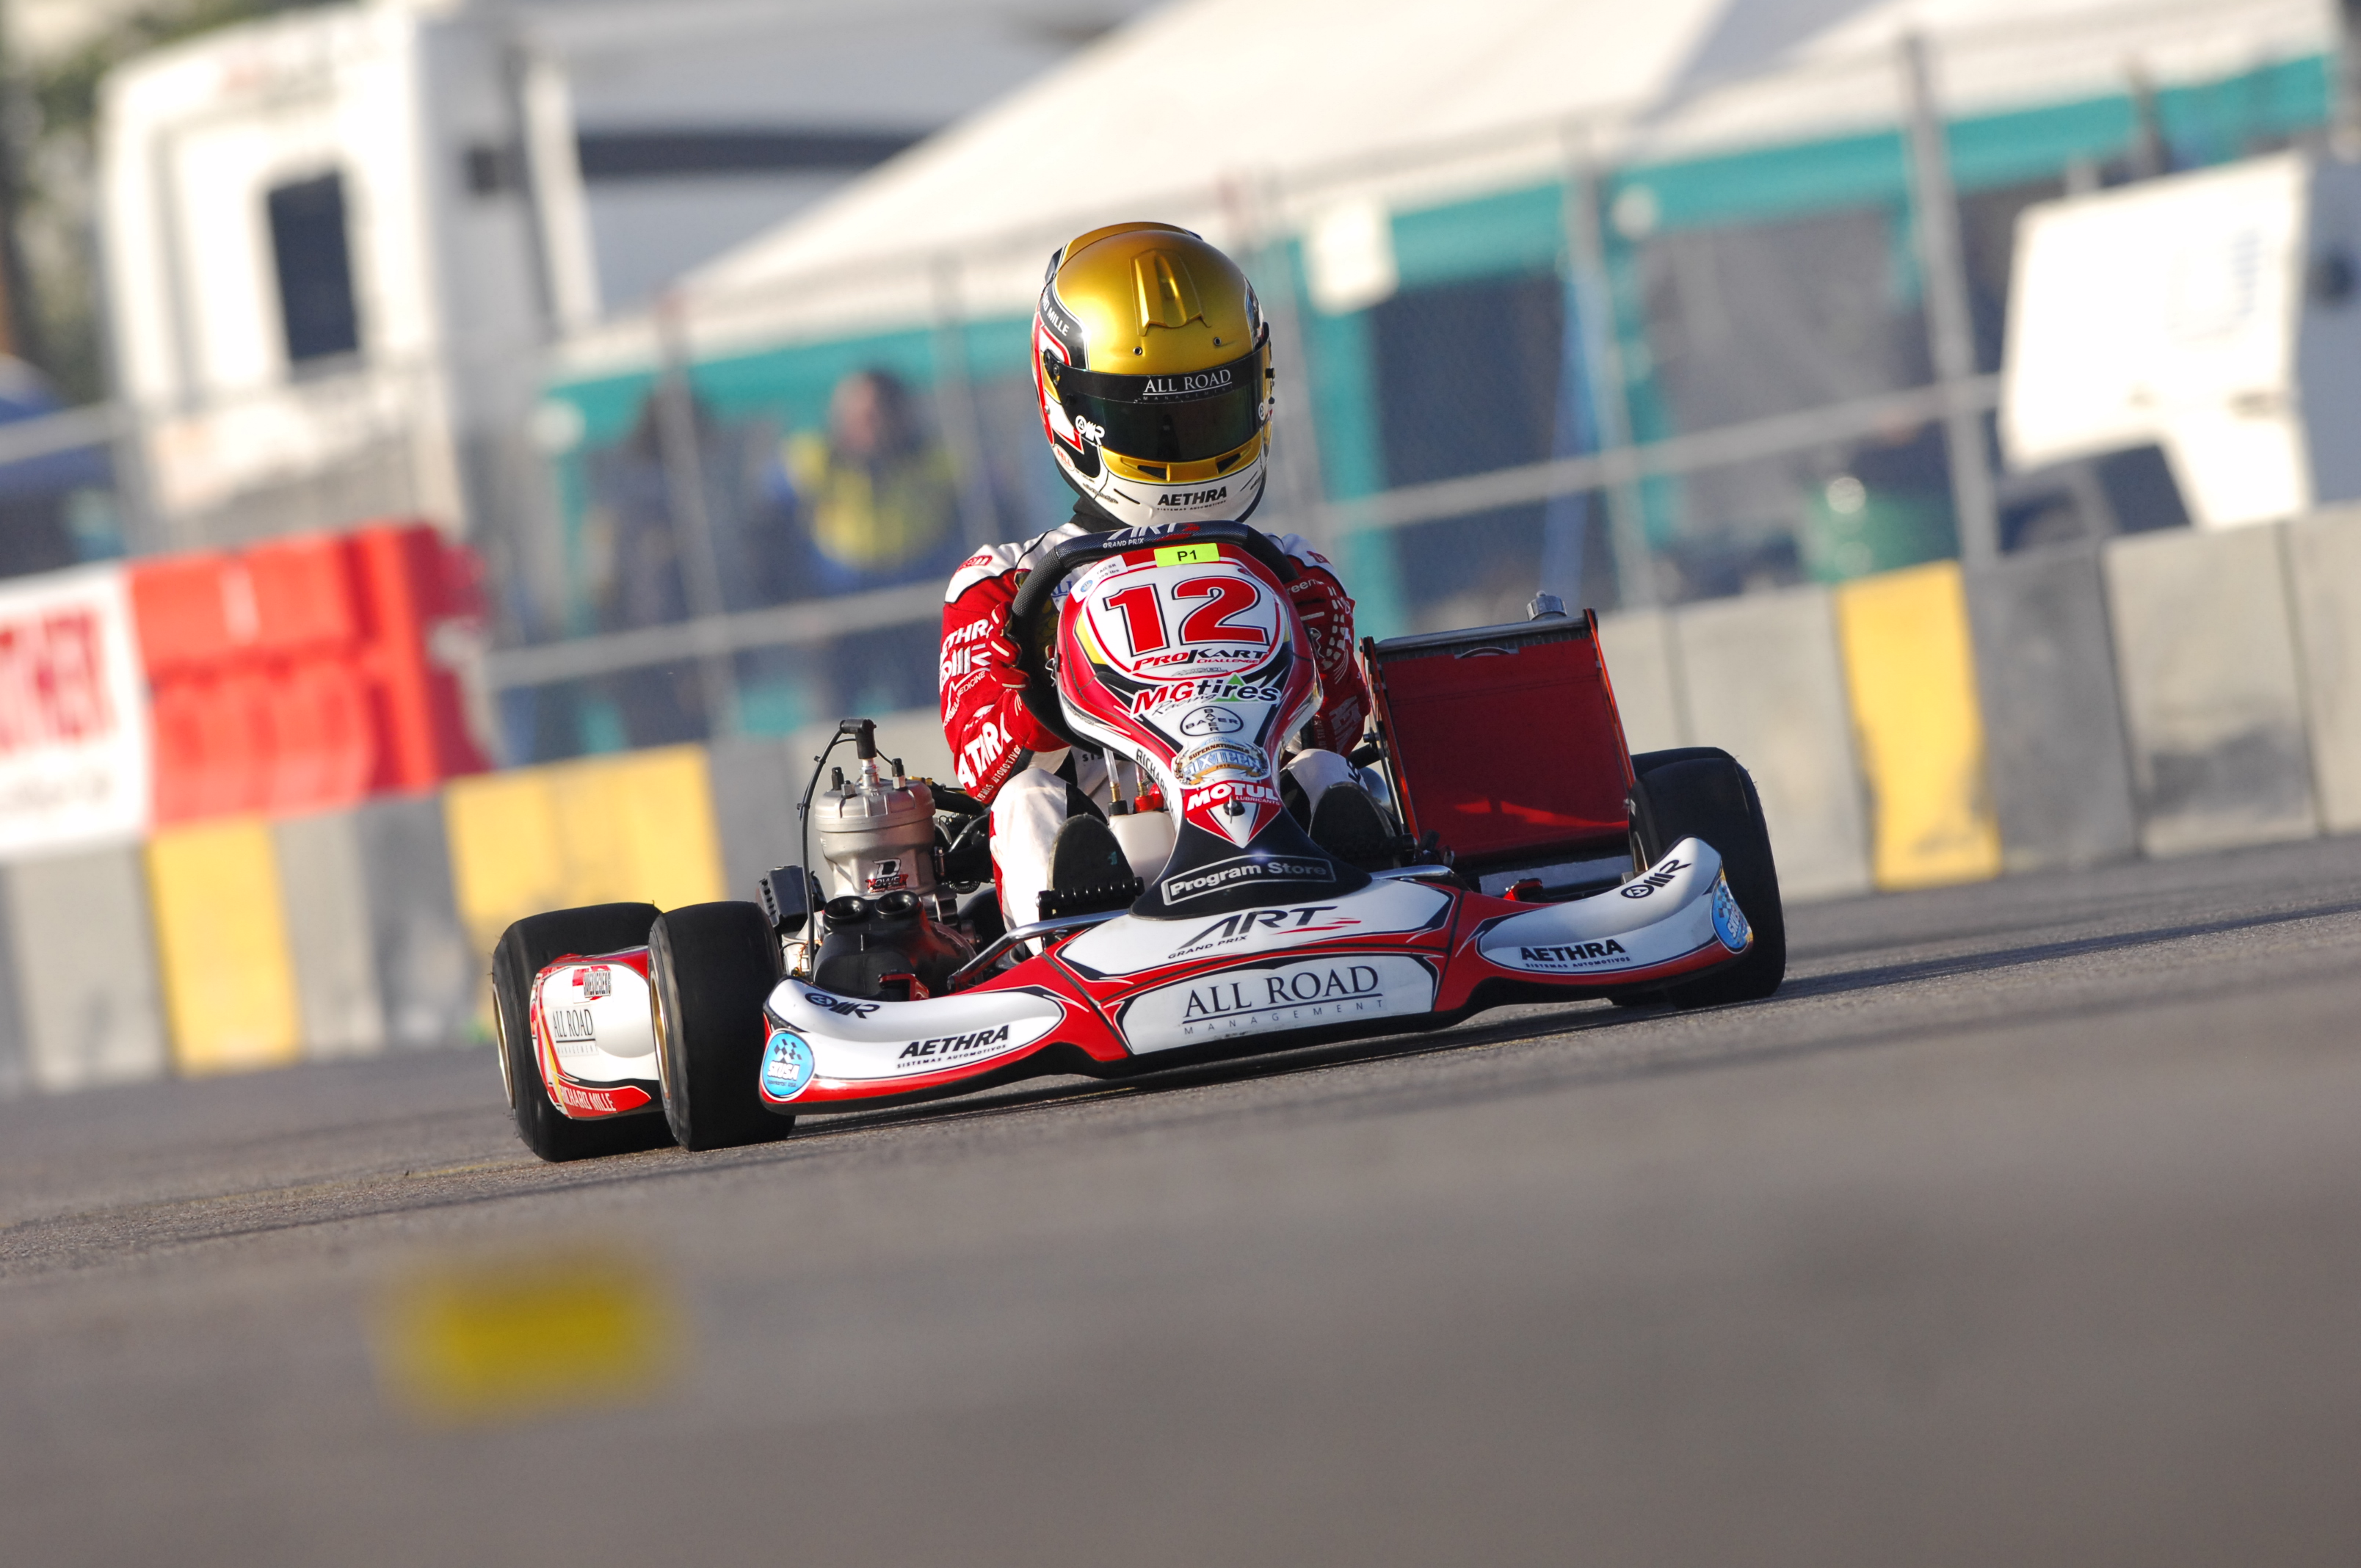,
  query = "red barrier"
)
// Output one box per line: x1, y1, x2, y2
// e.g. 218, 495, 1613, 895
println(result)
130, 523, 489, 824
